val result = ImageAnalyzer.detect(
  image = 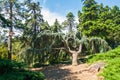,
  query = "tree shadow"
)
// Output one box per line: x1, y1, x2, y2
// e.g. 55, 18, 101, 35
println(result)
78, 57, 88, 63
39, 65, 78, 80
32, 58, 89, 80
